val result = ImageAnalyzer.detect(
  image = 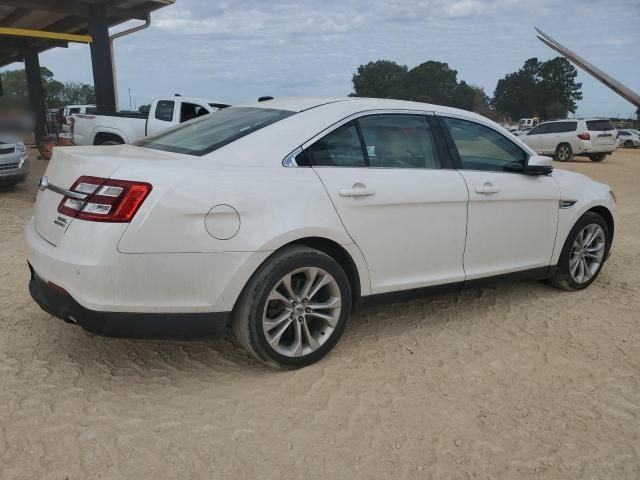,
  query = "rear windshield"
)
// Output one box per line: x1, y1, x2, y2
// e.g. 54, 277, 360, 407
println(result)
586, 119, 615, 131
136, 107, 295, 156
